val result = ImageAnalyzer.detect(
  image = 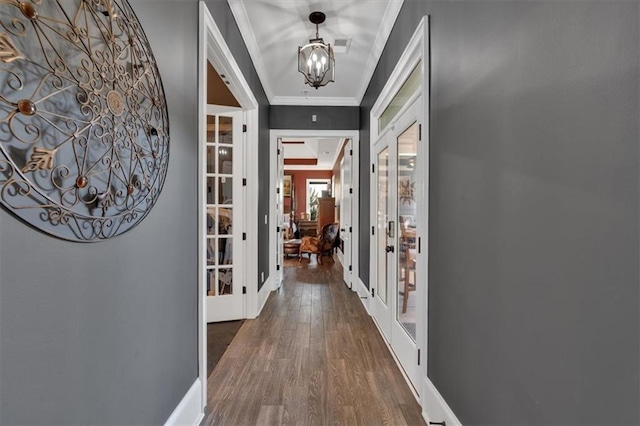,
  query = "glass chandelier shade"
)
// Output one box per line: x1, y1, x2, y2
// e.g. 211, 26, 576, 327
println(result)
298, 12, 335, 89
